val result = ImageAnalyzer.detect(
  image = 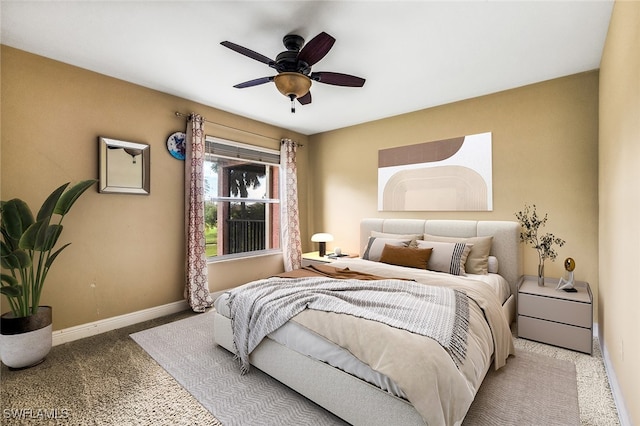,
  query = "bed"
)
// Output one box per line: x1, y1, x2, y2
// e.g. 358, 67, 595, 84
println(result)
213, 219, 523, 425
